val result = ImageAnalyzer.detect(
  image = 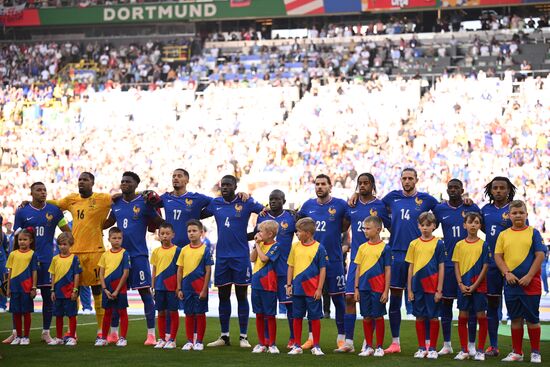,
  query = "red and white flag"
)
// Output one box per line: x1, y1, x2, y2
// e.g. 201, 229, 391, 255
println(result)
284, 0, 325, 16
